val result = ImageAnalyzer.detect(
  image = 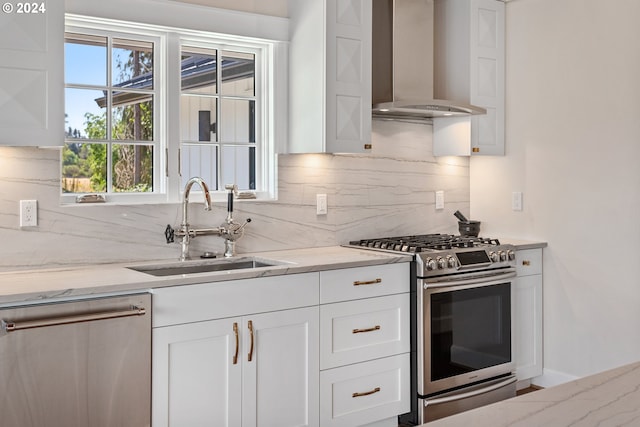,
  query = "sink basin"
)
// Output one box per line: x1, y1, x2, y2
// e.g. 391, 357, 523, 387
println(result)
128, 257, 282, 277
